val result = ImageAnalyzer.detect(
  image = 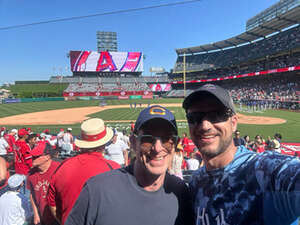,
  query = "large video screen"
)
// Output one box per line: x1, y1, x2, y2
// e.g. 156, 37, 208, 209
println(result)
70, 51, 143, 72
